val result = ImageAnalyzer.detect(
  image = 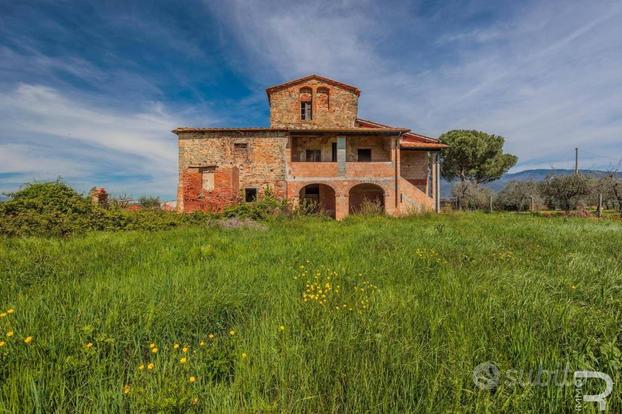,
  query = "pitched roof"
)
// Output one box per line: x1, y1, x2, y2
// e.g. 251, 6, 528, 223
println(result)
356, 118, 447, 150
173, 127, 408, 135
266, 74, 361, 97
